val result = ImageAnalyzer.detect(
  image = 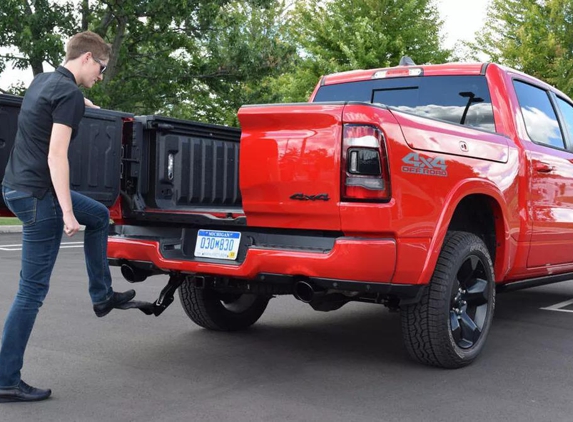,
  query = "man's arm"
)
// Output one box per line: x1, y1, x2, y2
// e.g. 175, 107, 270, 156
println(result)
48, 123, 80, 237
